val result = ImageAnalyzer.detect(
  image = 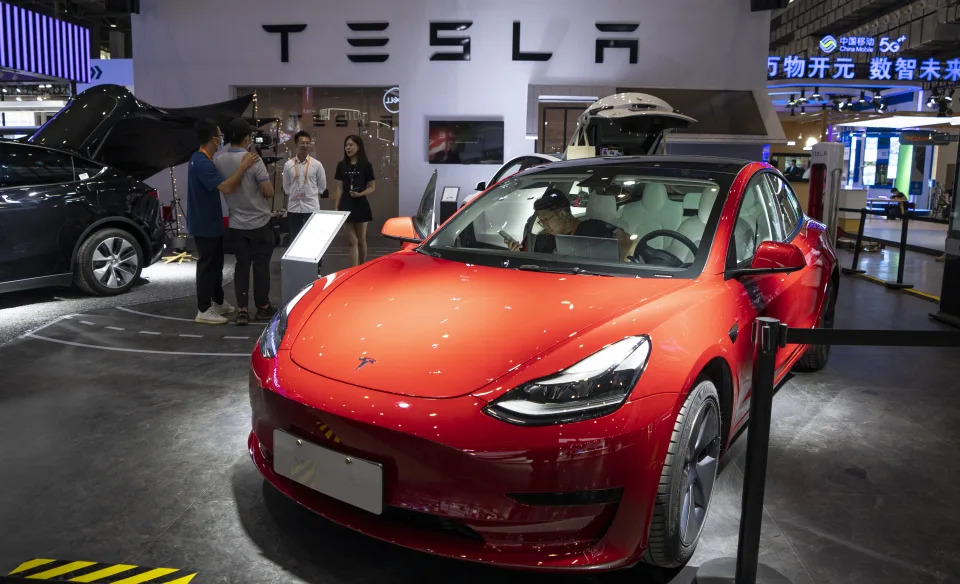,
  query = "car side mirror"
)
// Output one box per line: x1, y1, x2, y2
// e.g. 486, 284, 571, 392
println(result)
475, 181, 486, 191
381, 216, 422, 244
725, 241, 806, 279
